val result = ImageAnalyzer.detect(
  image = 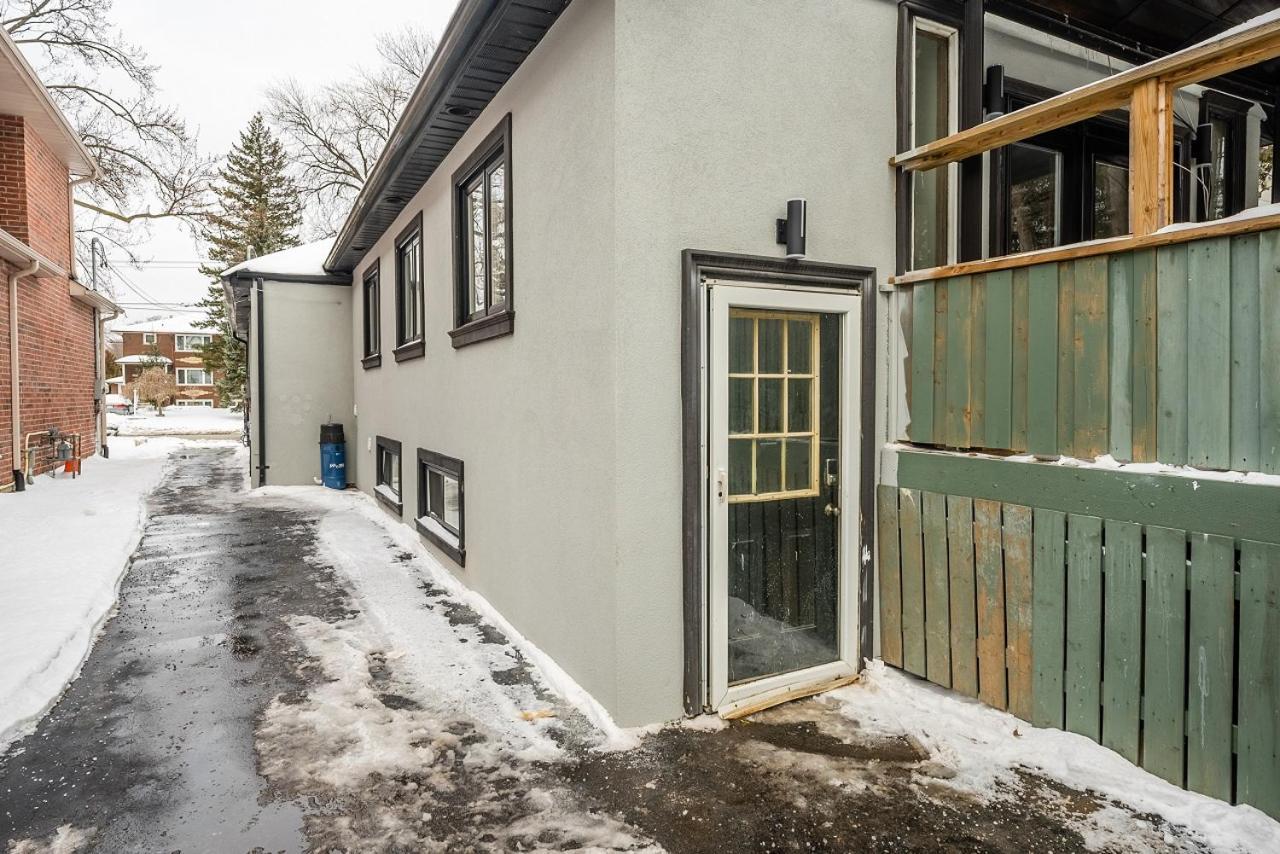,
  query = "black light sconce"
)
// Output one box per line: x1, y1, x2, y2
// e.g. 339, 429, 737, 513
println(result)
1194, 122, 1214, 166
984, 64, 1005, 120
775, 198, 807, 260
